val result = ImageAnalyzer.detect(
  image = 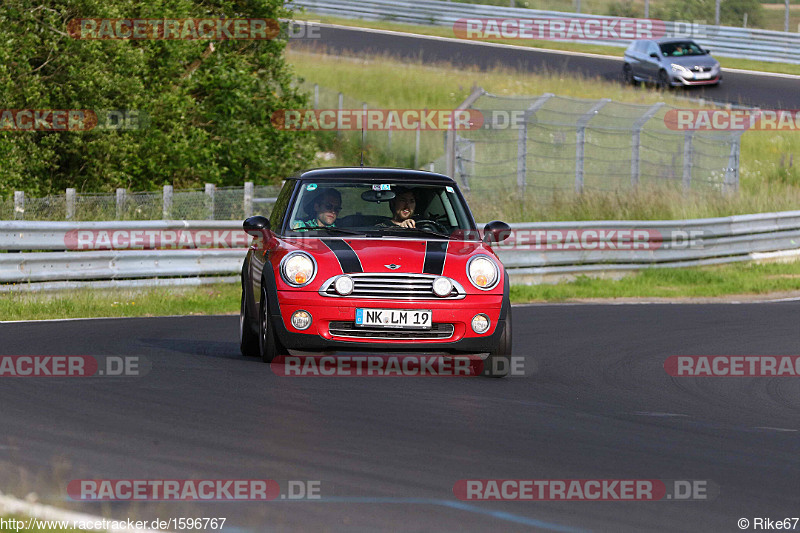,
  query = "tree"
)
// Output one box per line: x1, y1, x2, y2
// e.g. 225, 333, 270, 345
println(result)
0, 0, 316, 197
